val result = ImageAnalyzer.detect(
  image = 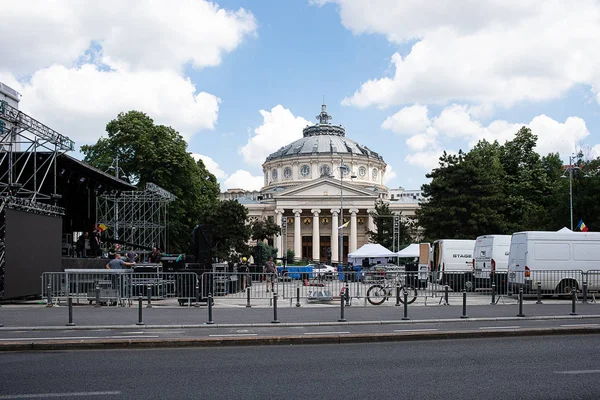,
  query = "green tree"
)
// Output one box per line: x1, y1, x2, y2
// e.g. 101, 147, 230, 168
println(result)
207, 199, 251, 261
81, 111, 220, 252
367, 200, 410, 250
249, 218, 281, 242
